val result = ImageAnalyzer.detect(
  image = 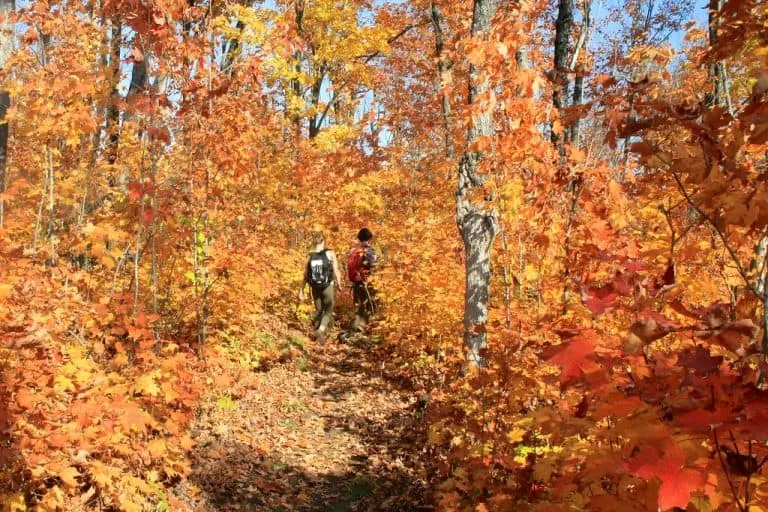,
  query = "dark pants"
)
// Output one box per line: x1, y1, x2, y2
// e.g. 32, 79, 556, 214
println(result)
311, 285, 334, 331
352, 281, 376, 330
